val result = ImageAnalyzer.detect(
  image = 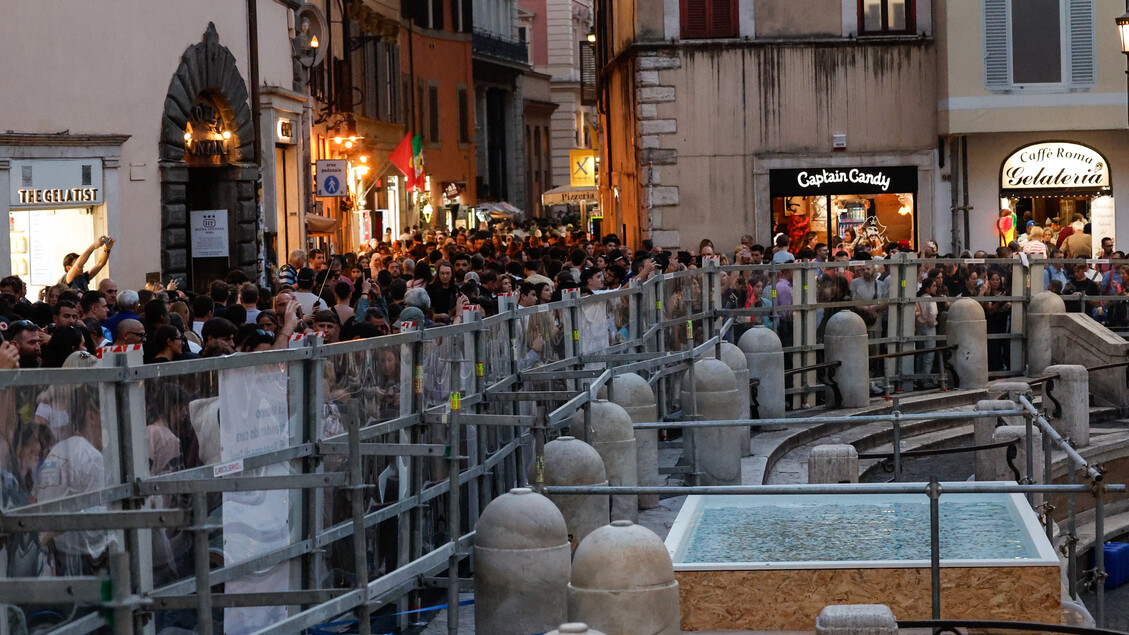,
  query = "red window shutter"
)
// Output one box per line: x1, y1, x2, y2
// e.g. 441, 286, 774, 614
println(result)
709, 0, 738, 38
682, 0, 709, 38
